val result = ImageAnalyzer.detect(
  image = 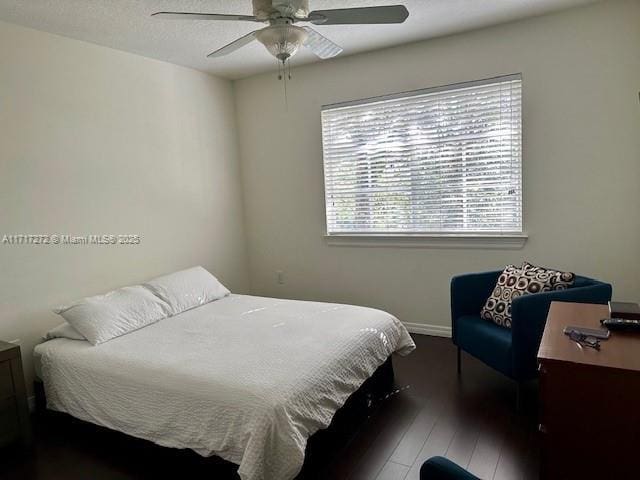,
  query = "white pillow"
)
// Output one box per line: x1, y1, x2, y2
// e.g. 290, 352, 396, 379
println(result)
44, 322, 86, 341
143, 266, 230, 316
55, 285, 170, 345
